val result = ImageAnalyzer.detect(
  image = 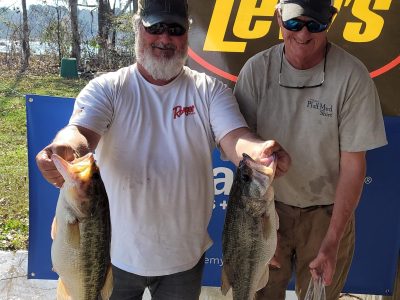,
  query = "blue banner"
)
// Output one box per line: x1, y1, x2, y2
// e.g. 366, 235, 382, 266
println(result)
26, 94, 400, 295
